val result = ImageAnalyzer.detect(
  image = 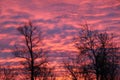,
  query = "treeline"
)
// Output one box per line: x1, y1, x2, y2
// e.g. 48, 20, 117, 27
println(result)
0, 21, 120, 80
